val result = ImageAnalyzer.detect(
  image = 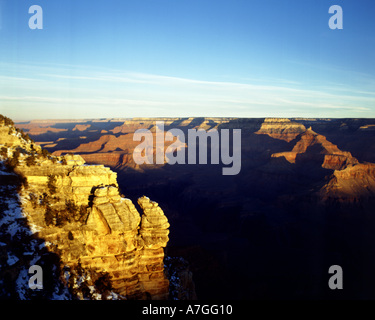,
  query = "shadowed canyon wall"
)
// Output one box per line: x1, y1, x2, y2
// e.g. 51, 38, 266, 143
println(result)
15, 116, 375, 299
